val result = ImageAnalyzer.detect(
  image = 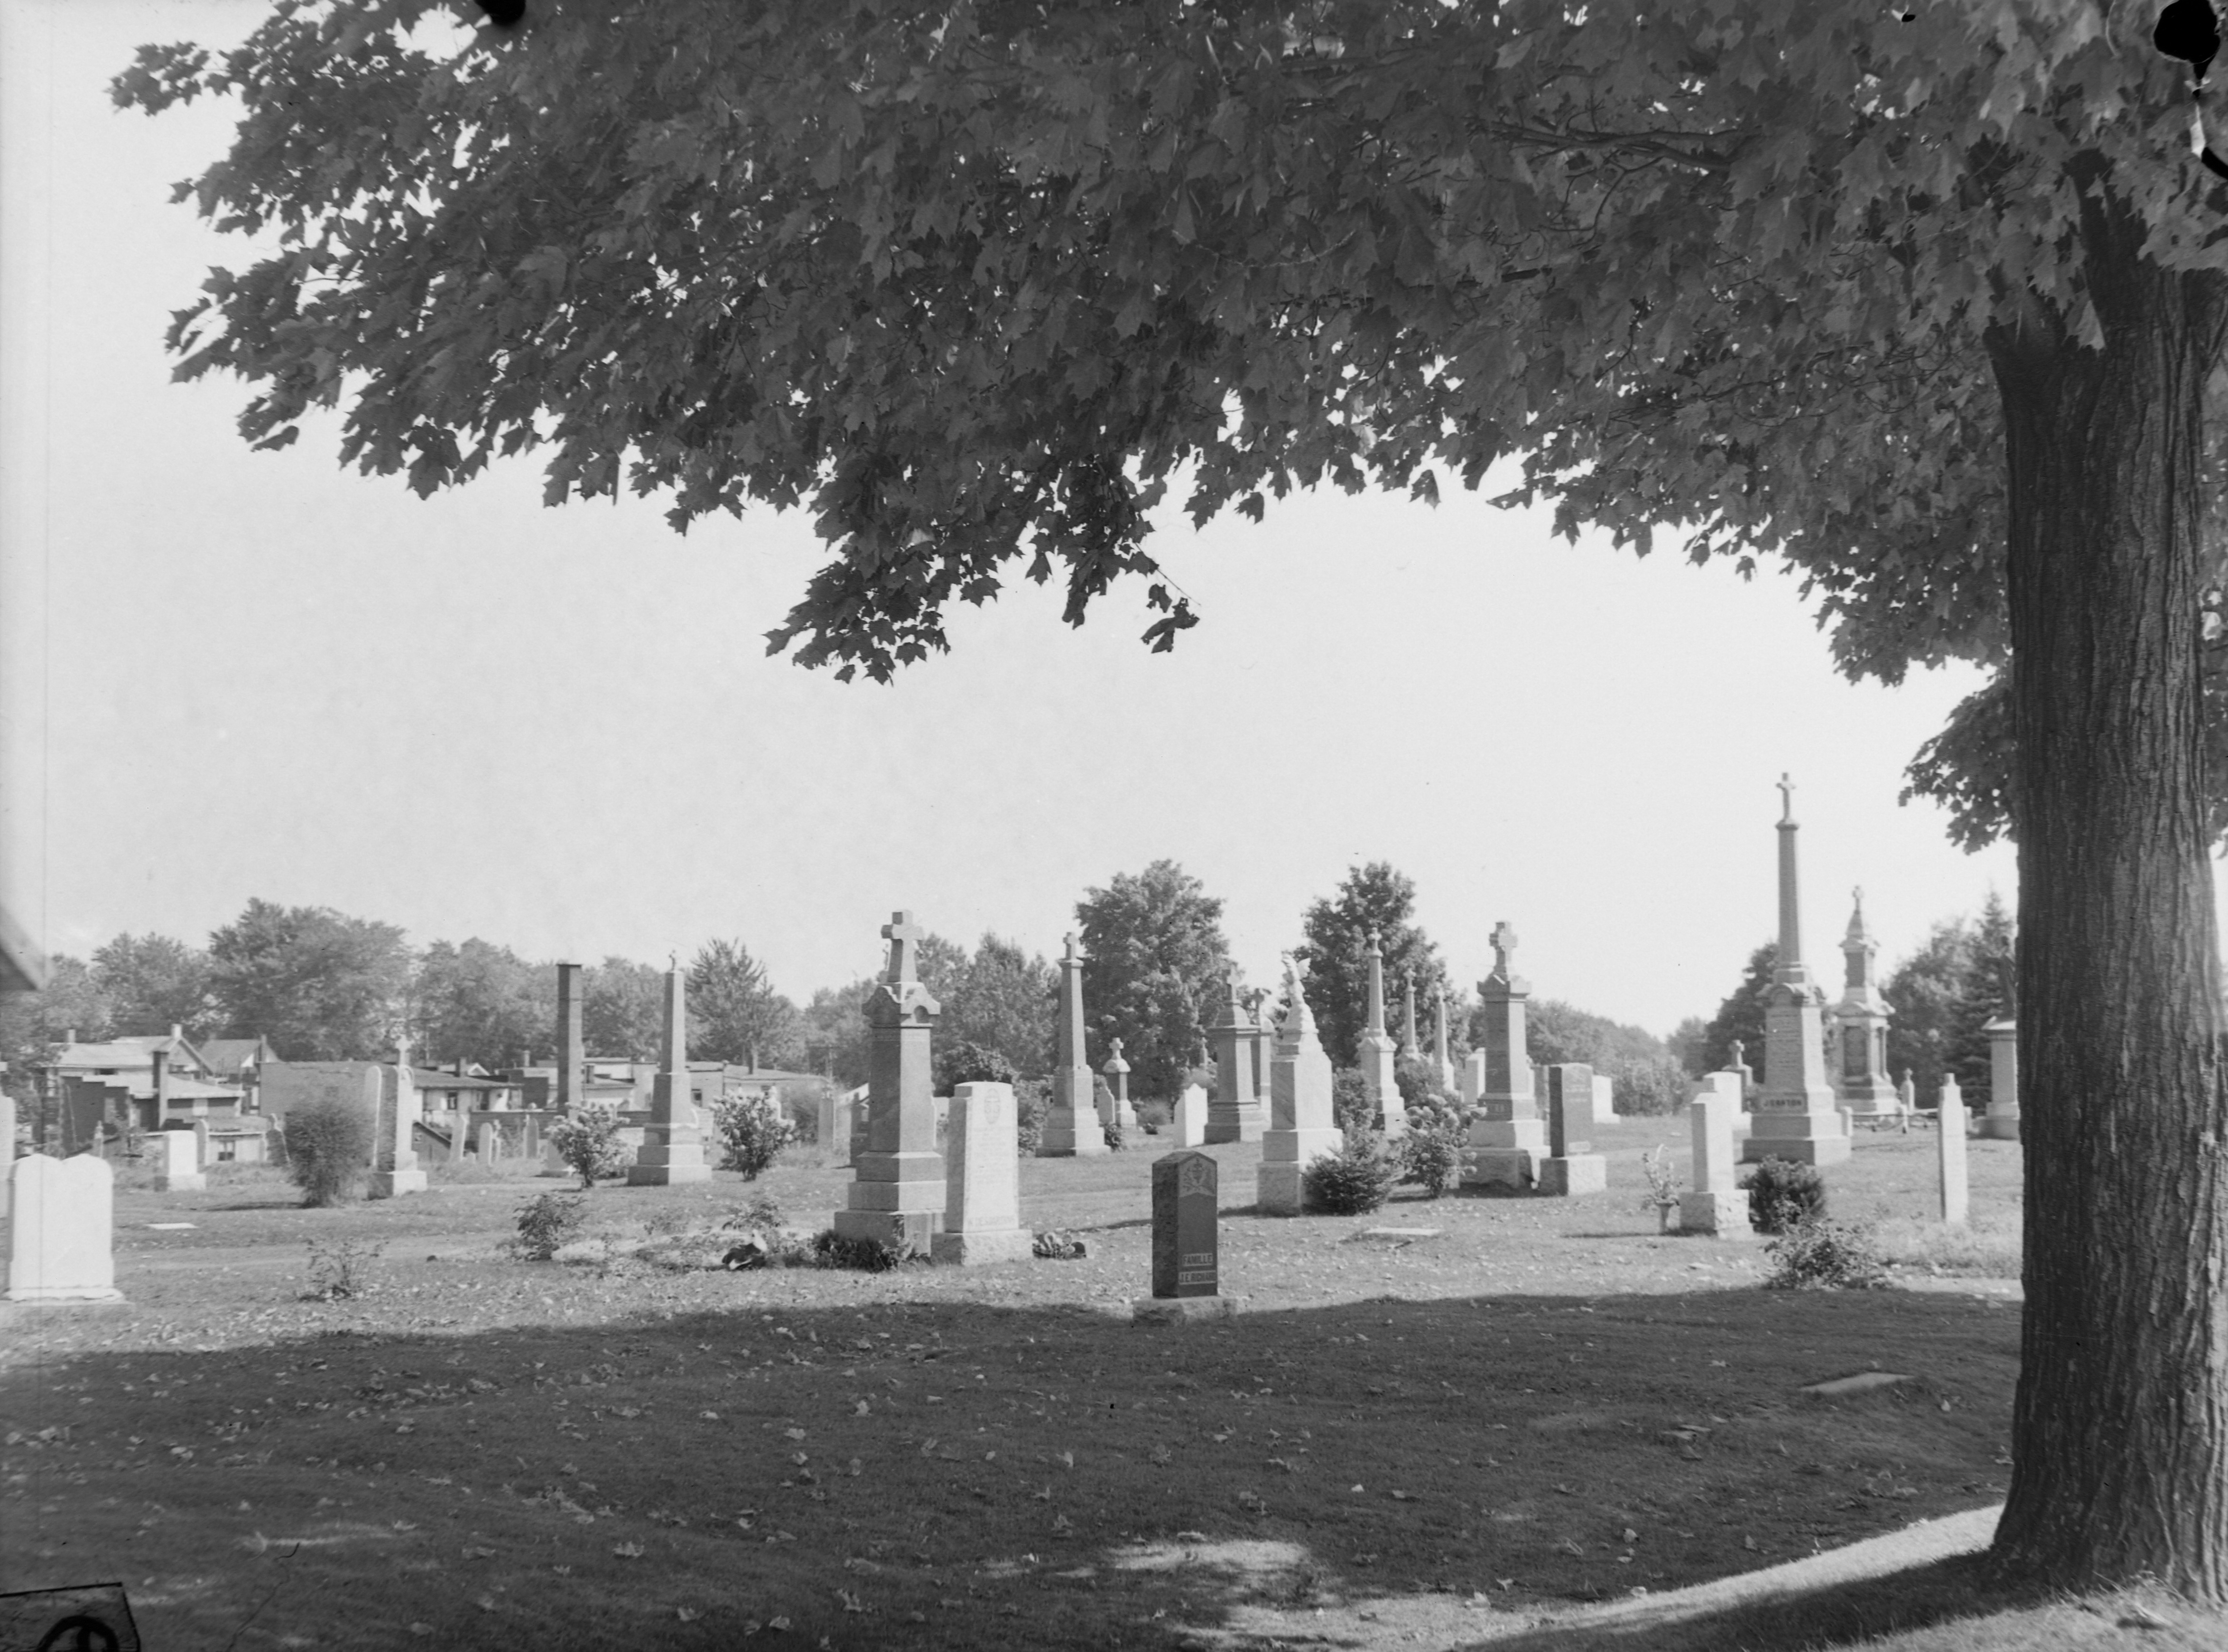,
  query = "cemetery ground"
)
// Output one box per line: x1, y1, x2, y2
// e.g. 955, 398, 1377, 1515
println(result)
1, 1131, 2211, 1651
